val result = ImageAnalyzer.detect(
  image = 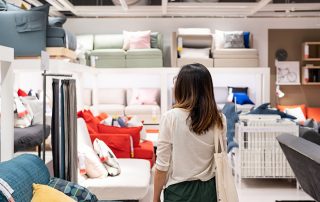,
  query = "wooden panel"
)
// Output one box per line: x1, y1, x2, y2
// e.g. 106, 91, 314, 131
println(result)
268, 29, 320, 107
